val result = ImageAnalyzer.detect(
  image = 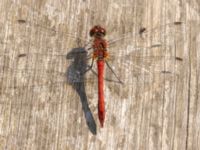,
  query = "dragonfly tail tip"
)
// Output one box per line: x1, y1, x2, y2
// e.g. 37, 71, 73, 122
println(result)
100, 121, 104, 128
